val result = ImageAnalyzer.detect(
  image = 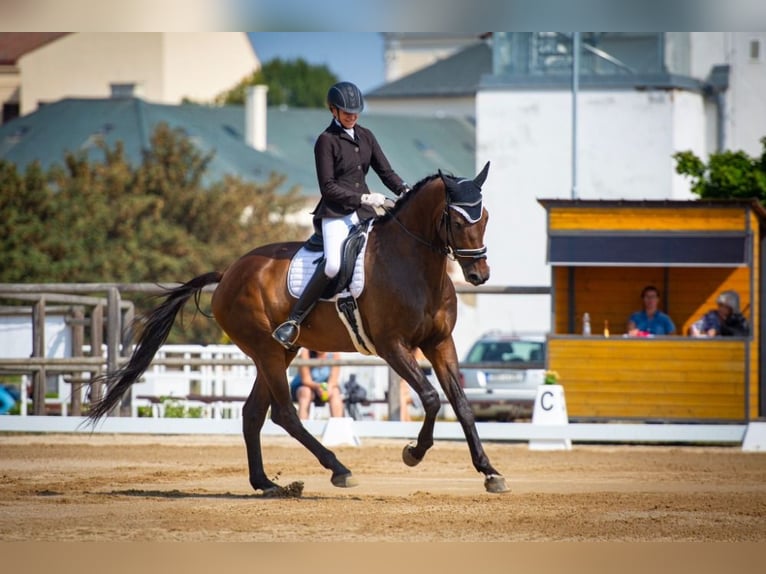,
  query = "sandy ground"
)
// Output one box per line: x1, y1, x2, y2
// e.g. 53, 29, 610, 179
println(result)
1, 433, 765, 542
